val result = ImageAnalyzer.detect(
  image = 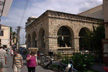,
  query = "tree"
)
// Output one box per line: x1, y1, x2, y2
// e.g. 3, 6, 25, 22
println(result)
83, 25, 105, 62
13, 32, 16, 39
83, 25, 105, 51
92, 25, 105, 51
